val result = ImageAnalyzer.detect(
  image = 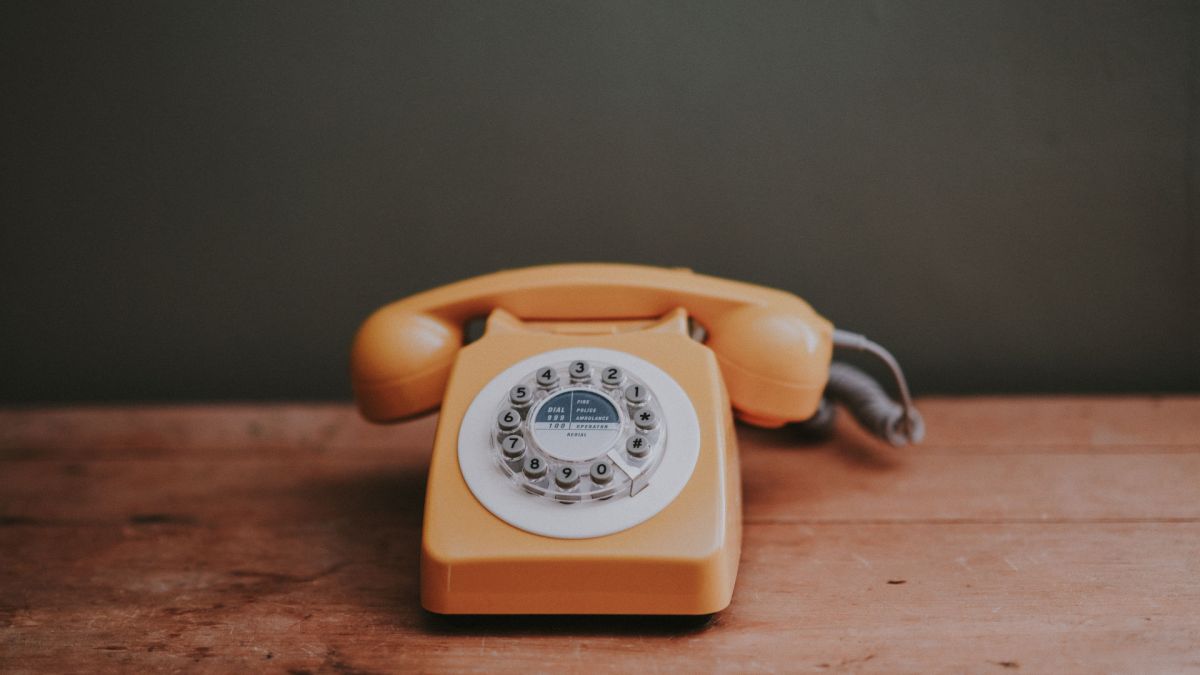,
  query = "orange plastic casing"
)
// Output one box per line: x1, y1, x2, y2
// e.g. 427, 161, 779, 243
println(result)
419, 311, 739, 614
349, 264, 835, 614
